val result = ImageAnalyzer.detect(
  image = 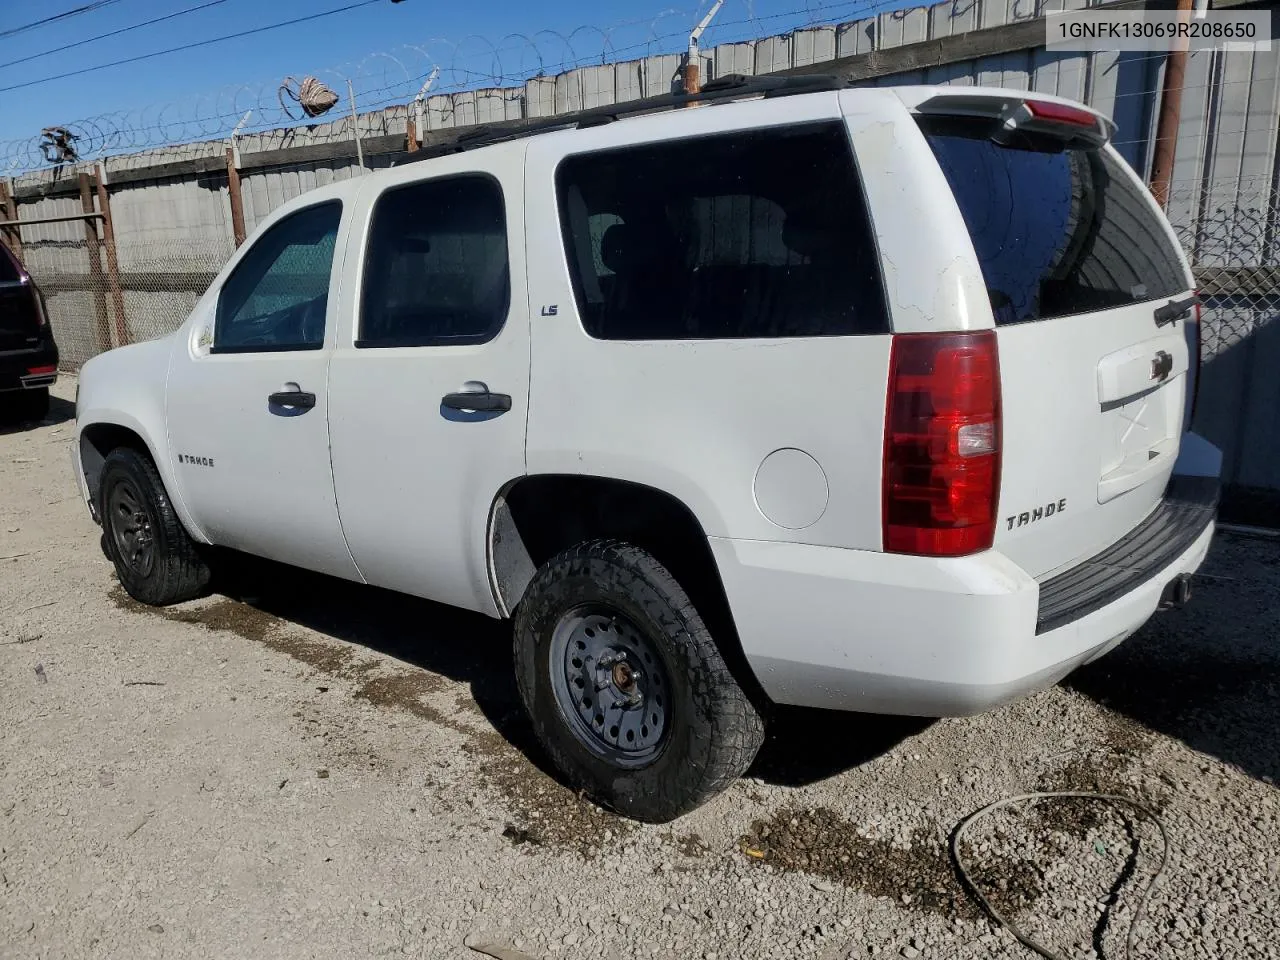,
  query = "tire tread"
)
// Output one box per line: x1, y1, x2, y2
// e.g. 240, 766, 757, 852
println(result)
100, 447, 210, 606
514, 538, 764, 821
